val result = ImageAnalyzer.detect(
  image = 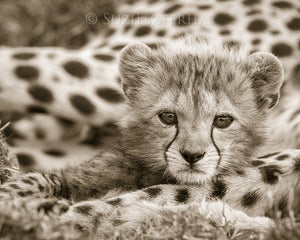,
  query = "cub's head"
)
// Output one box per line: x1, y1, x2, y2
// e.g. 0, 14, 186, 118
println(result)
119, 36, 283, 184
